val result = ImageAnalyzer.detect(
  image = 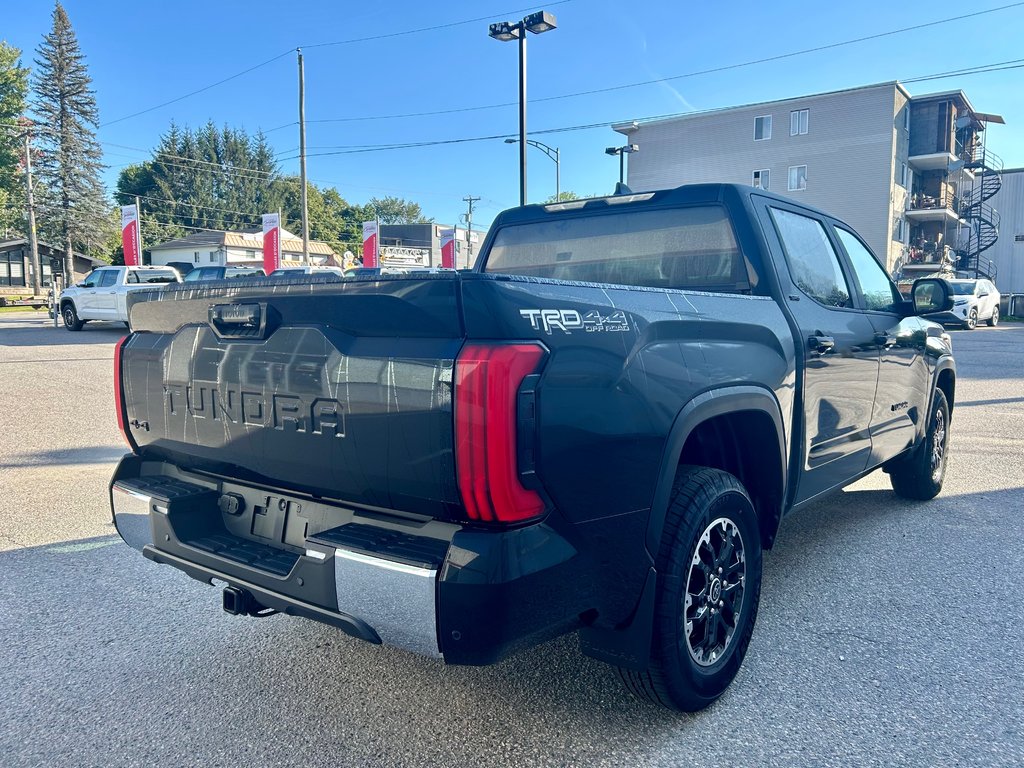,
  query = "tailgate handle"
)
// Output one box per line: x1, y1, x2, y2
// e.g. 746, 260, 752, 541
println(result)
209, 303, 268, 339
